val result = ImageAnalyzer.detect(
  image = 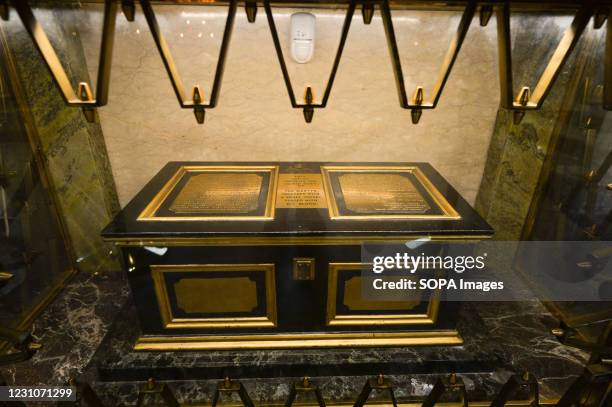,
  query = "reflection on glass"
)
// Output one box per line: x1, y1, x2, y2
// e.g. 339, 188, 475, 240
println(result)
0, 34, 74, 336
